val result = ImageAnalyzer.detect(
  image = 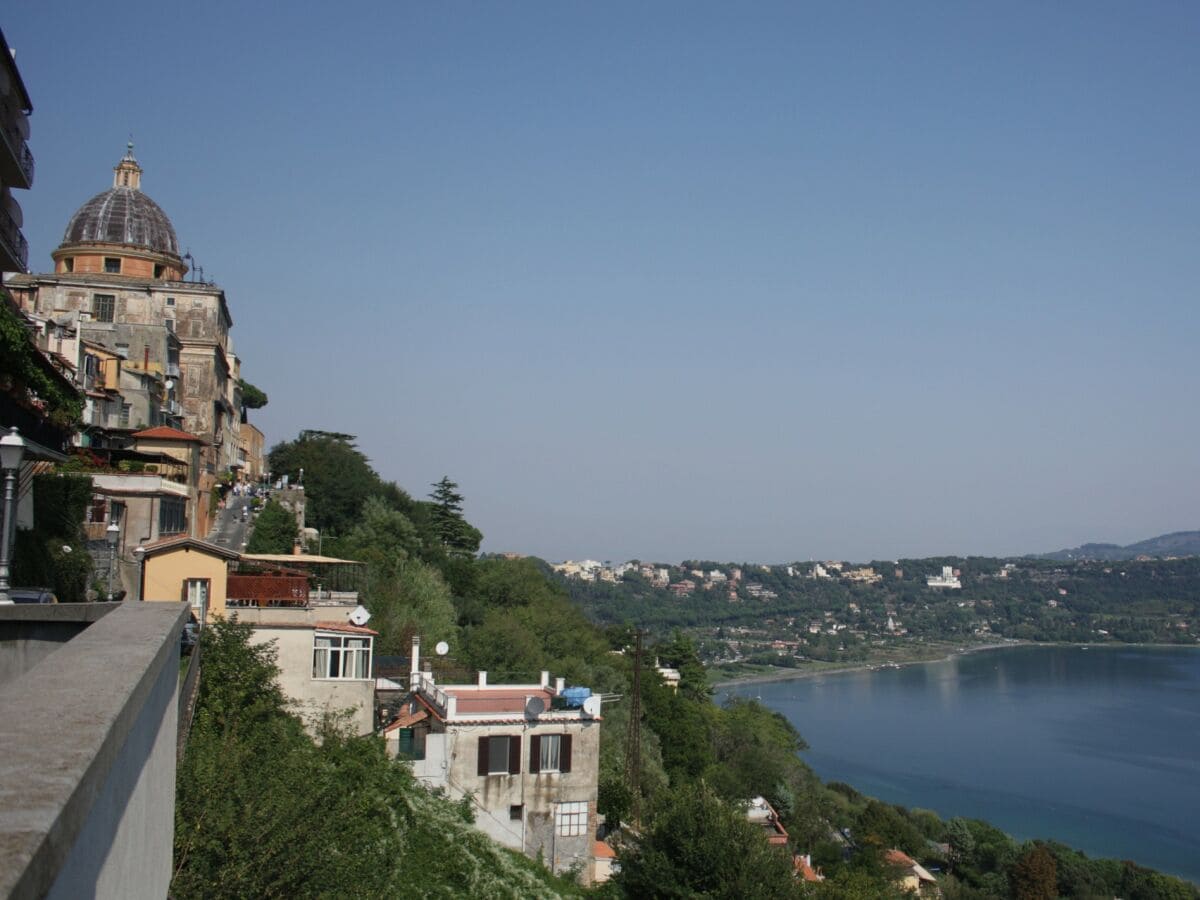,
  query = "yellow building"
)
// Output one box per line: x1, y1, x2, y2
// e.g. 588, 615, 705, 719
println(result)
138, 536, 238, 619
